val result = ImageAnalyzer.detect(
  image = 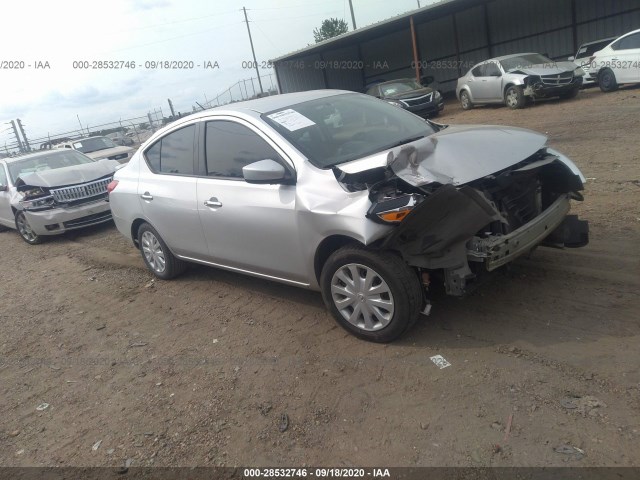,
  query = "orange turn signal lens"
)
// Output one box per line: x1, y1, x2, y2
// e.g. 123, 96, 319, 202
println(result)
376, 207, 412, 223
